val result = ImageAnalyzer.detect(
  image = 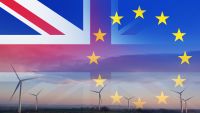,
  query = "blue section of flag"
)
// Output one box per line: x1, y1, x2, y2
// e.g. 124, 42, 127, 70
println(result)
0, 8, 39, 35
113, 0, 200, 46
38, 0, 83, 30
